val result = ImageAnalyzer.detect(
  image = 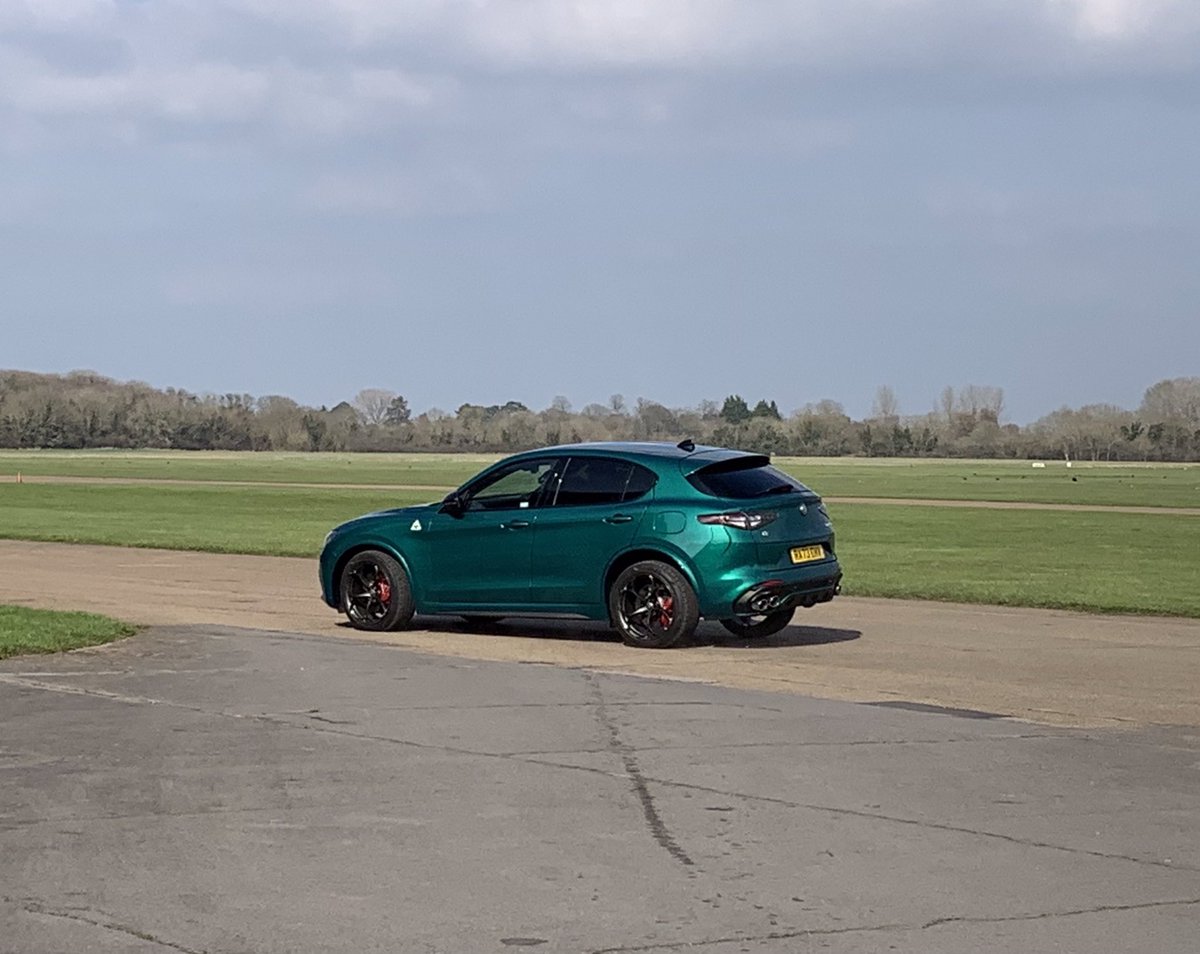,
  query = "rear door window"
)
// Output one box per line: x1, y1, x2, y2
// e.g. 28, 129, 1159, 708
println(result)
553, 457, 657, 507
